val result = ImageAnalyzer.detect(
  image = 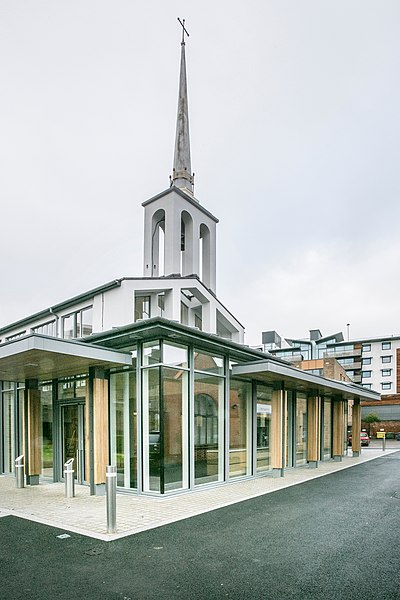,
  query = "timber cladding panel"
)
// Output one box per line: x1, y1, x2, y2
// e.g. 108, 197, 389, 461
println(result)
332, 401, 344, 456
85, 378, 109, 485
271, 389, 284, 469
27, 388, 42, 475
